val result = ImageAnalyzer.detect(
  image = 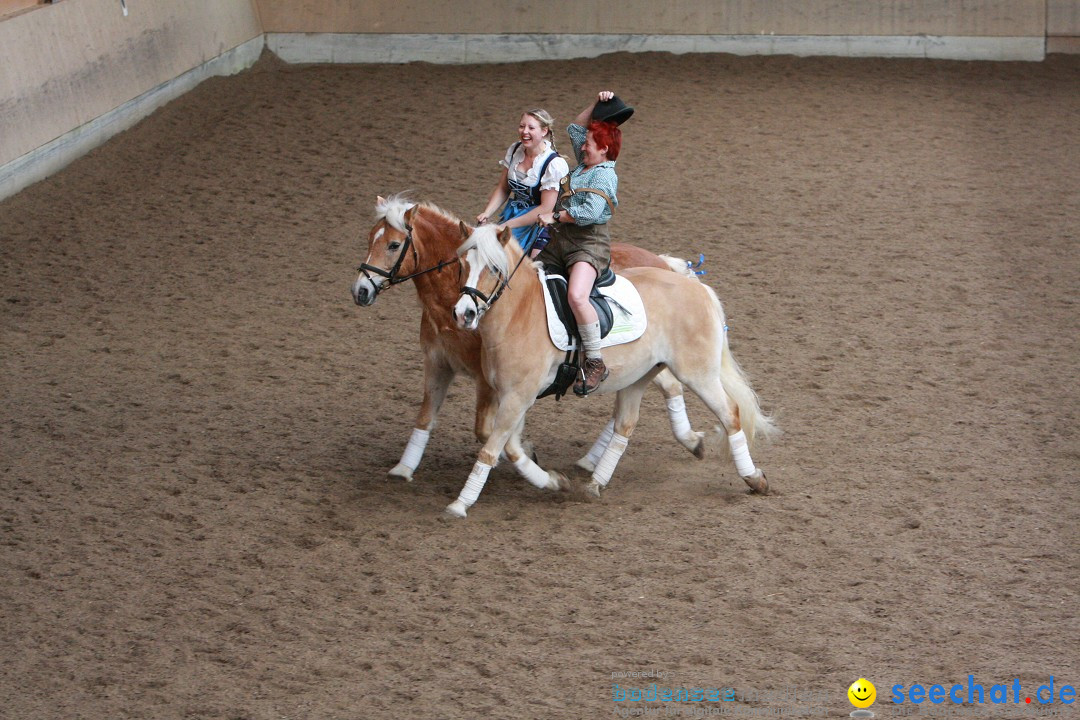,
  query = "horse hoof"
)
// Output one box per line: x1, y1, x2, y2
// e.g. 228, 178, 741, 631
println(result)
743, 469, 769, 495
548, 470, 570, 492
690, 431, 706, 460
575, 456, 597, 473
388, 464, 414, 482
584, 480, 603, 498
444, 500, 469, 518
